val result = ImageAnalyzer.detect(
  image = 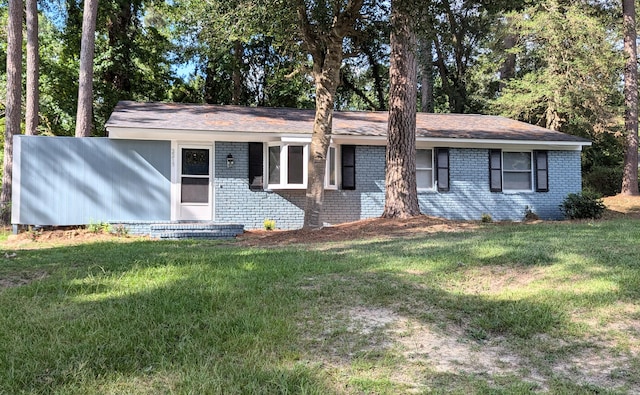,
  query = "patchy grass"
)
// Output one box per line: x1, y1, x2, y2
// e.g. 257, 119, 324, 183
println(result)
1, 219, 640, 393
